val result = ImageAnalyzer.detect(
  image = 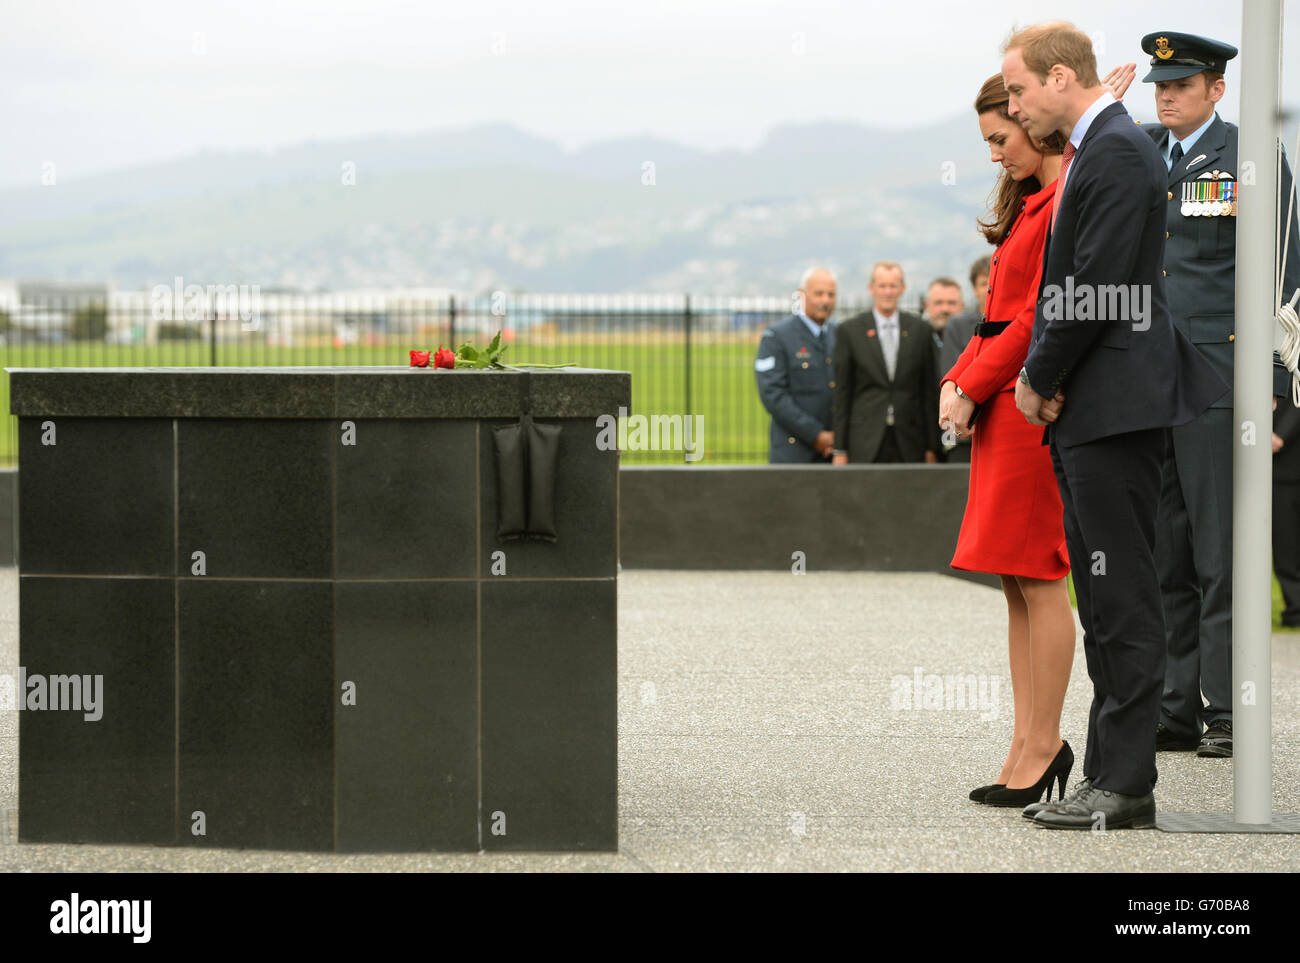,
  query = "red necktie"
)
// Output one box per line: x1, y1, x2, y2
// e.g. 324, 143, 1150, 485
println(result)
1051, 141, 1076, 232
